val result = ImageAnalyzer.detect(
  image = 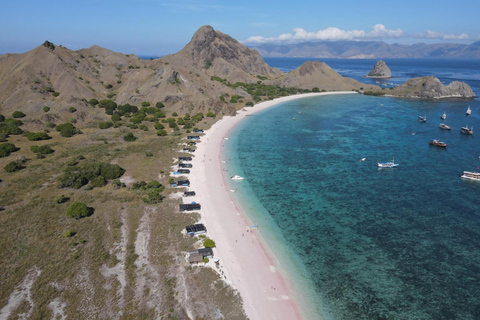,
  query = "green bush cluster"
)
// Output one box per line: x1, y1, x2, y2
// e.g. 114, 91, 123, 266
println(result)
12, 111, 26, 119
203, 239, 216, 248
0, 119, 23, 135
23, 132, 52, 141
124, 132, 137, 142
65, 202, 92, 219
30, 145, 54, 158
58, 161, 125, 189
55, 194, 70, 204
0, 143, 19, 157
4, 160, 25, 173
363, 91, 386, 96
98, 121, 113, 129
56, 123, 80, 137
